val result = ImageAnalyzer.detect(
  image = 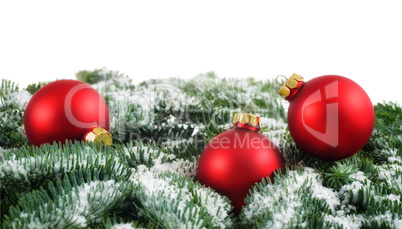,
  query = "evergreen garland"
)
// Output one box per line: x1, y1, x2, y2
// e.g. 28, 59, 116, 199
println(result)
0, 69, 401, 228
